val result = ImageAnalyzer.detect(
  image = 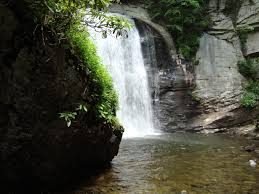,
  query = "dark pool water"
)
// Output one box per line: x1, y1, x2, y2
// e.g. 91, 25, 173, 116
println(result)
68, 133, 259, 194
